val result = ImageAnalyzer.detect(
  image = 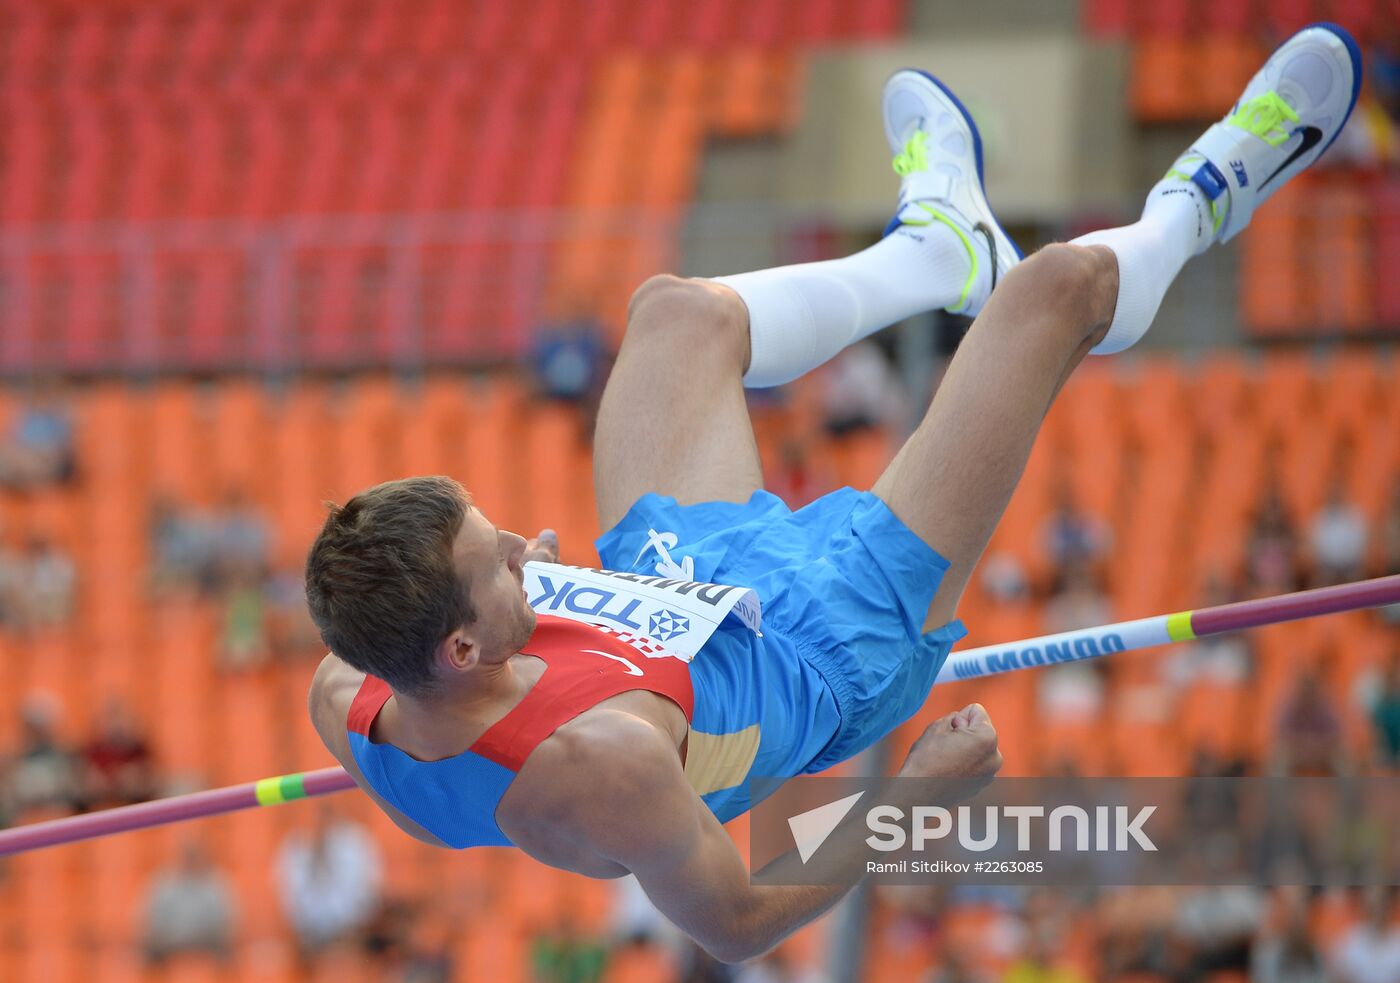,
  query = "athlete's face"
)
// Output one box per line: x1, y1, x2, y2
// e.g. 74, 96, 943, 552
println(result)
451, 507, 535, 664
